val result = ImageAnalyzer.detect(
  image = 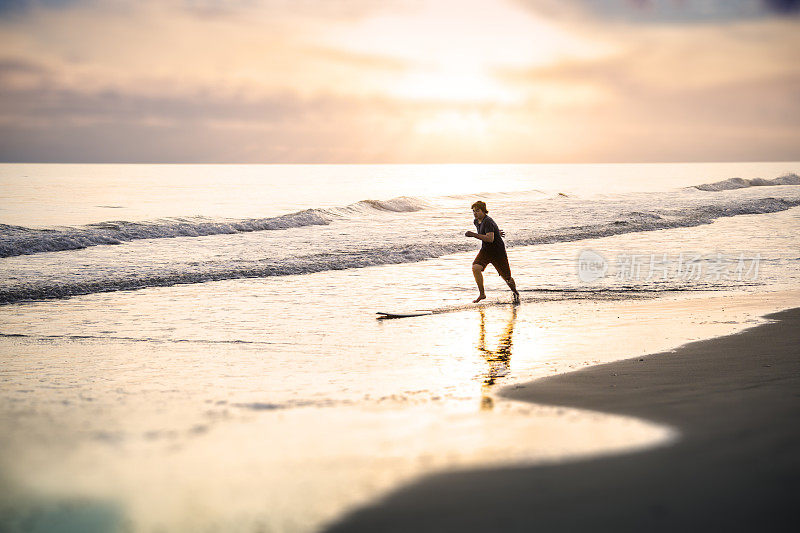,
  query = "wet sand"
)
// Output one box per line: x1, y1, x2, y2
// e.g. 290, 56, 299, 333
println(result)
325, 307, 800, 532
